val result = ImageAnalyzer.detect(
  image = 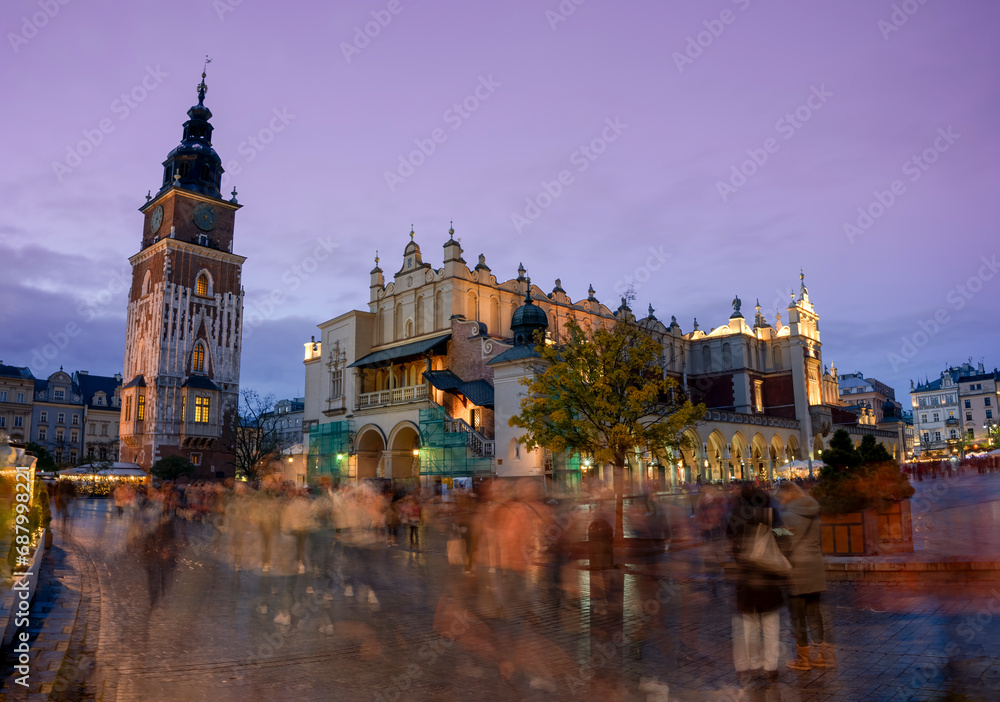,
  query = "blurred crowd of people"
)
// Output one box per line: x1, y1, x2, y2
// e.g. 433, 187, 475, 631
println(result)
50, 462, 999, 697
